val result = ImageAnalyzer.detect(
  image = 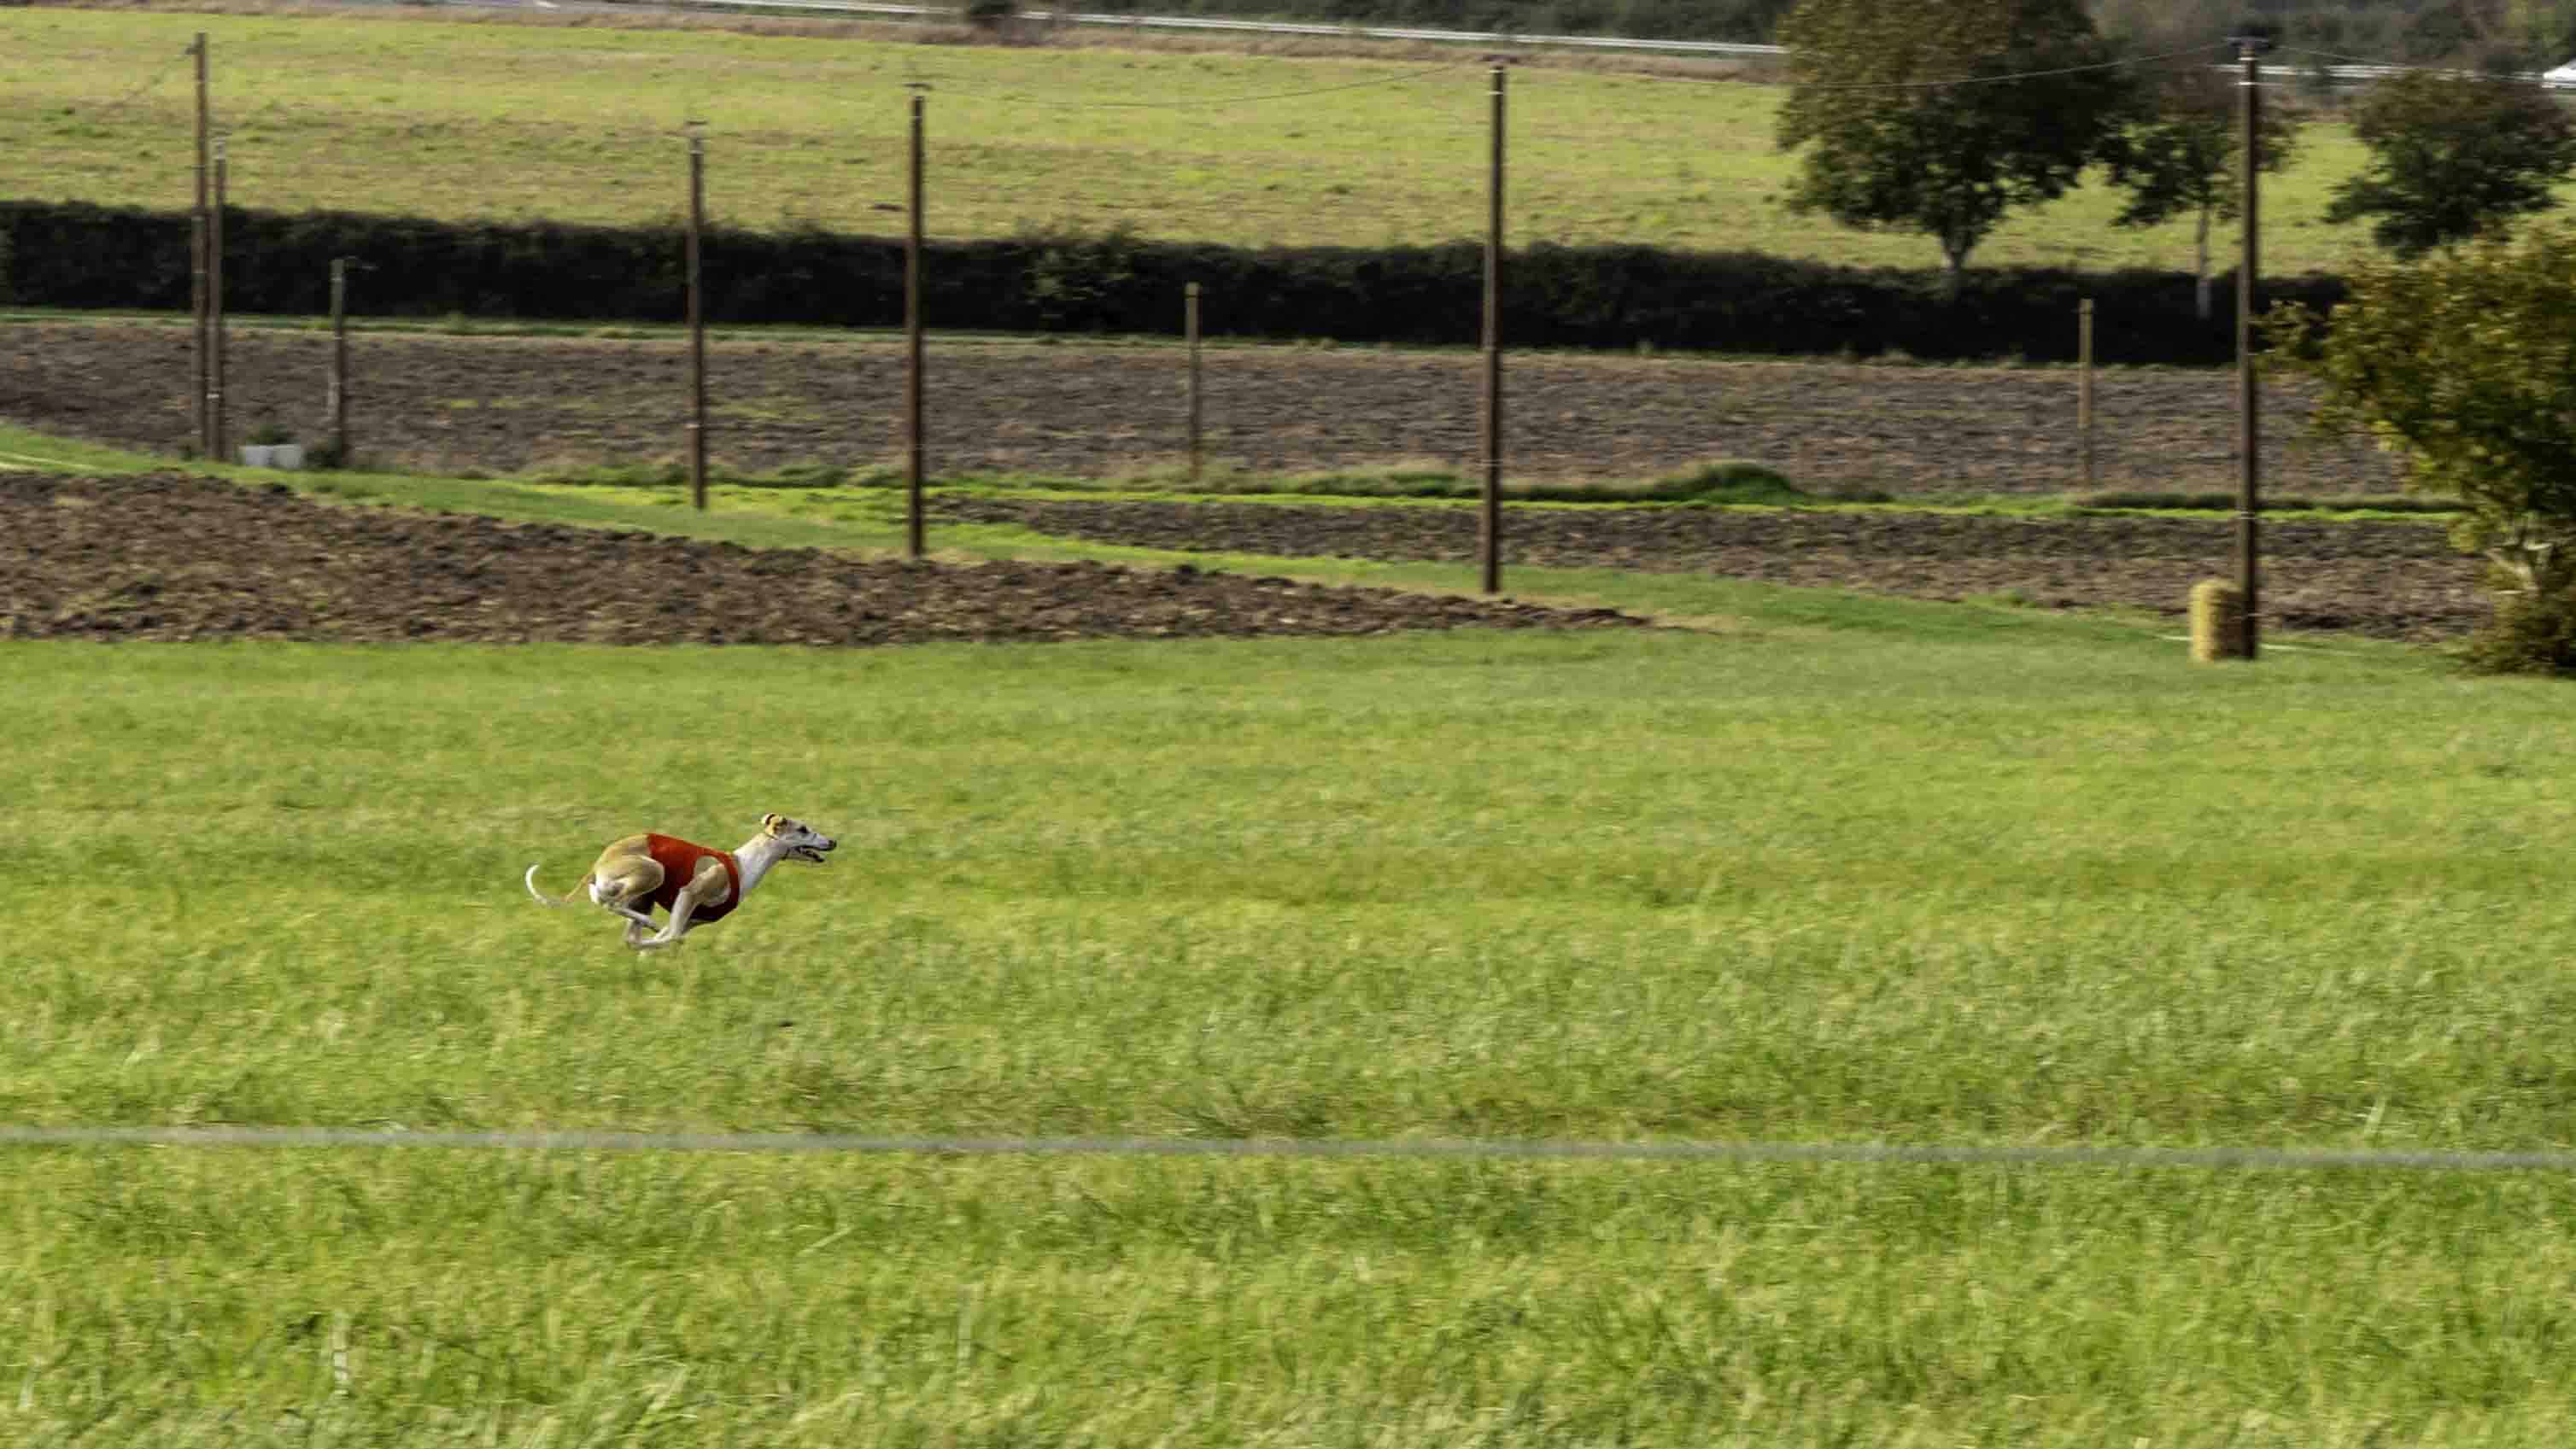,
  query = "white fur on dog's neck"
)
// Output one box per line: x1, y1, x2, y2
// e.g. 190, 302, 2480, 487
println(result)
729, 827, 799, 899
